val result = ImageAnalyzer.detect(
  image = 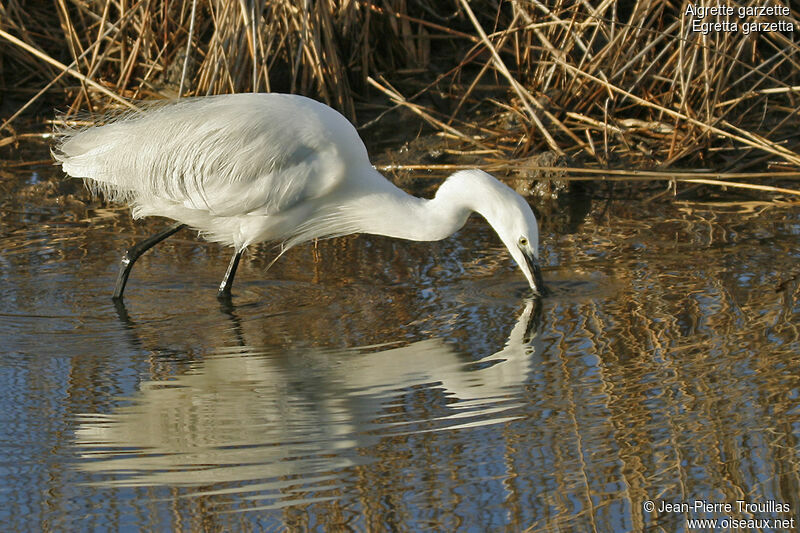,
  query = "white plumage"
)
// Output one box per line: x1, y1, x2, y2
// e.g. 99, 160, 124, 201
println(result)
54, 93, 546, 299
